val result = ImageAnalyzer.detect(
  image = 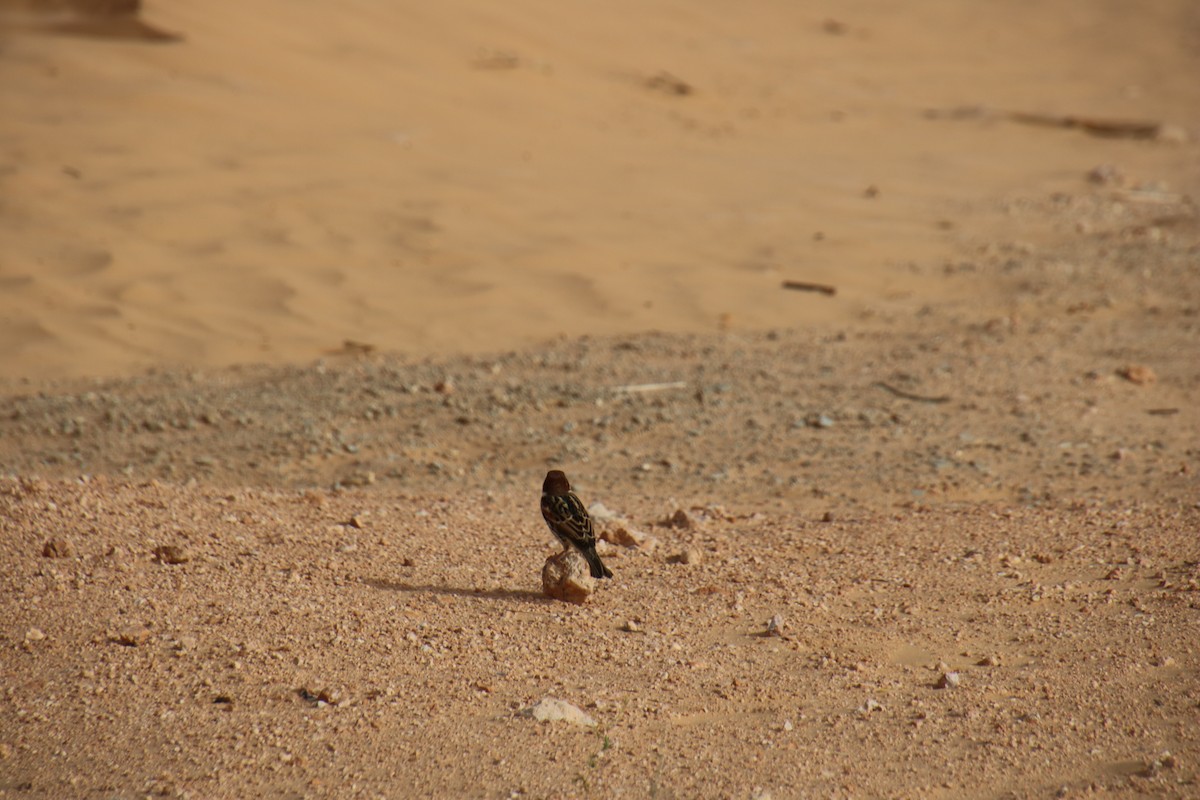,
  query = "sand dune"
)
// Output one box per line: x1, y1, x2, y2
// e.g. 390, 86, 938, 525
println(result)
2, 0, 1198, 380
